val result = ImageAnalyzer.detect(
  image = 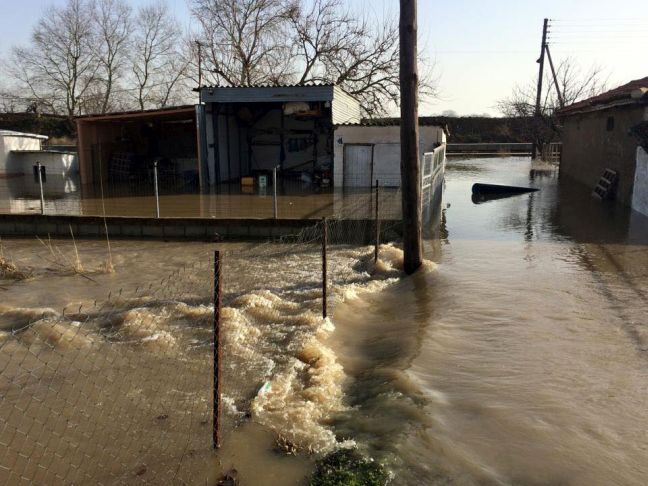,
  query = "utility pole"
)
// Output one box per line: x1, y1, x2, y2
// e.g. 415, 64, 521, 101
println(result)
196, 40, 203, 88
399, 0, 422, 274
533, 18, 549, 159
